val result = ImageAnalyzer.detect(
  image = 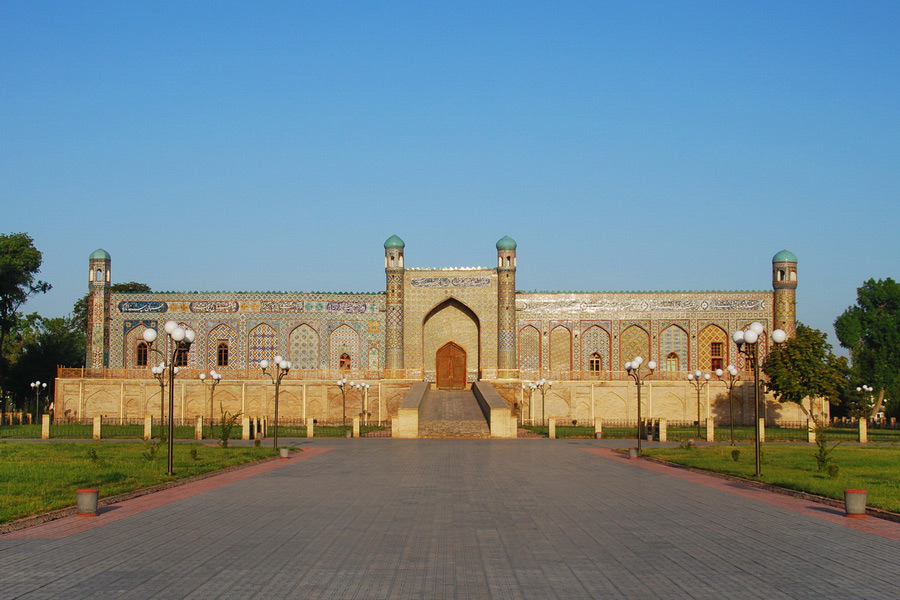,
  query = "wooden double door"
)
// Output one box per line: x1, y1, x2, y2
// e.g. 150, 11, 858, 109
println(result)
436, 342, 467, 389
